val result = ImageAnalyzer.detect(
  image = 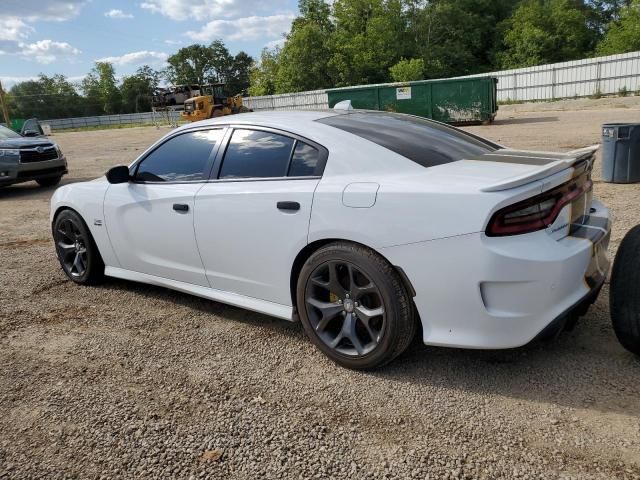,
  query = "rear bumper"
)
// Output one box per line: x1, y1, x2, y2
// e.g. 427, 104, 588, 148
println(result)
379, 199, 611, 349
0, 157, 67, 186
